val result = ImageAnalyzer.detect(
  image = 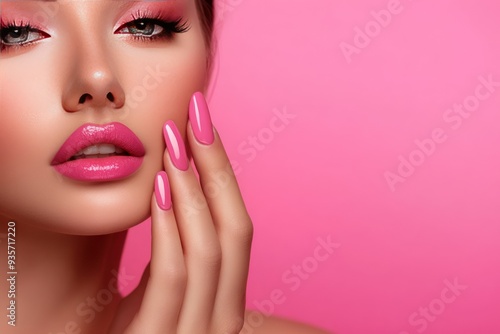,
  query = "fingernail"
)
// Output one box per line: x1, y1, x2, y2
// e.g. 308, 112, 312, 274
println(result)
163, 120, 189, 171
189, 91, 214, 145
155, 171, 171, 211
